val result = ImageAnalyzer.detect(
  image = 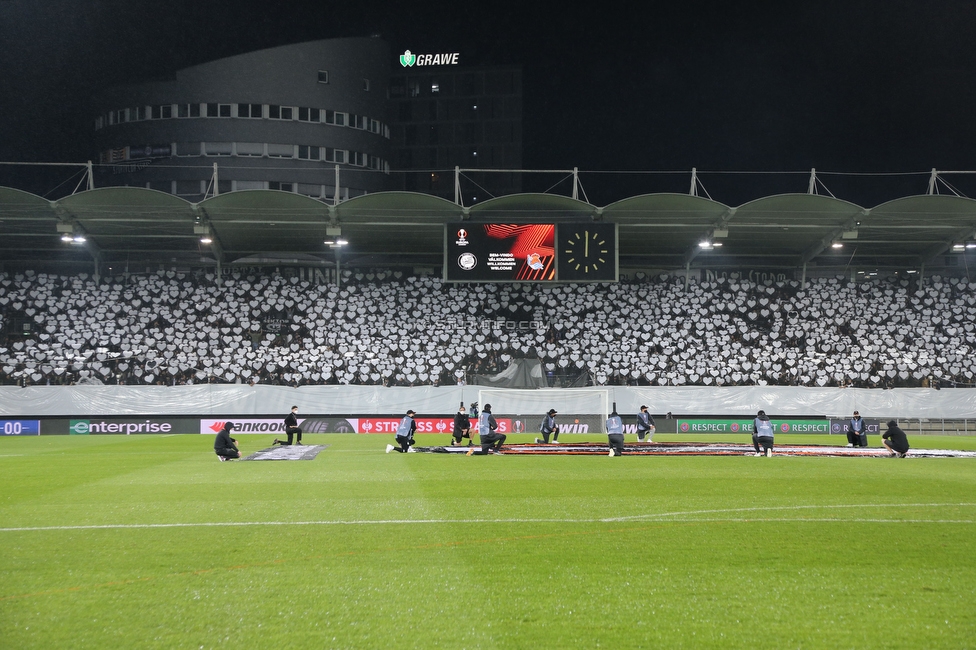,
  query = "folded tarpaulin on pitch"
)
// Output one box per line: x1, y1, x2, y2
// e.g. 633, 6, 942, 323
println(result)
243, 445, 328, 460
411, 442, 976, 458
